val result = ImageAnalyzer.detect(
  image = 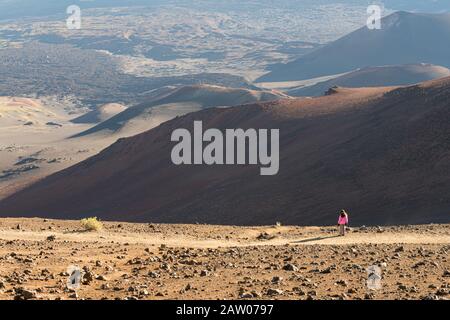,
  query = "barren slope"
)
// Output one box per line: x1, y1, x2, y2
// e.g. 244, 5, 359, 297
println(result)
2, 77, 450, 225
74, 85, 289, 138
258, 12, 450, 82
288, 64, 450, 97
71, 103, 128, 124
